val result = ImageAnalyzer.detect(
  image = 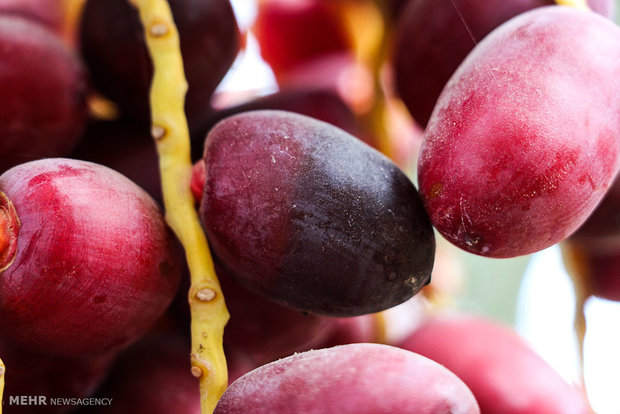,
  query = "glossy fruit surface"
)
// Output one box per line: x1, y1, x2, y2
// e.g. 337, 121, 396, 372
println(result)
200, 110, 435, 316
0, 159, 182, 356
0, 0, 64, 30
417, 7, 620, 258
